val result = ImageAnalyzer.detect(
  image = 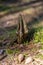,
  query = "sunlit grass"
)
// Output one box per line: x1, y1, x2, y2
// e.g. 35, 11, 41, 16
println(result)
6, 48, 20, 54
33, 27, 43, 43
40, 44, 43, 50
35, 53, 43, 60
